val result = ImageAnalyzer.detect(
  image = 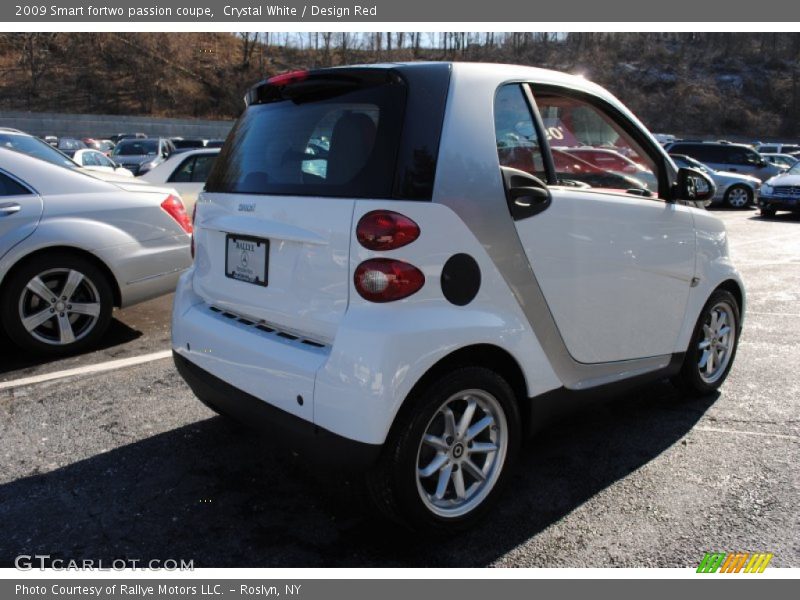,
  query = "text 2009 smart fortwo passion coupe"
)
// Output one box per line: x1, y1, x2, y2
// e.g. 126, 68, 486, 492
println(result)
172, 63, 744, 532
